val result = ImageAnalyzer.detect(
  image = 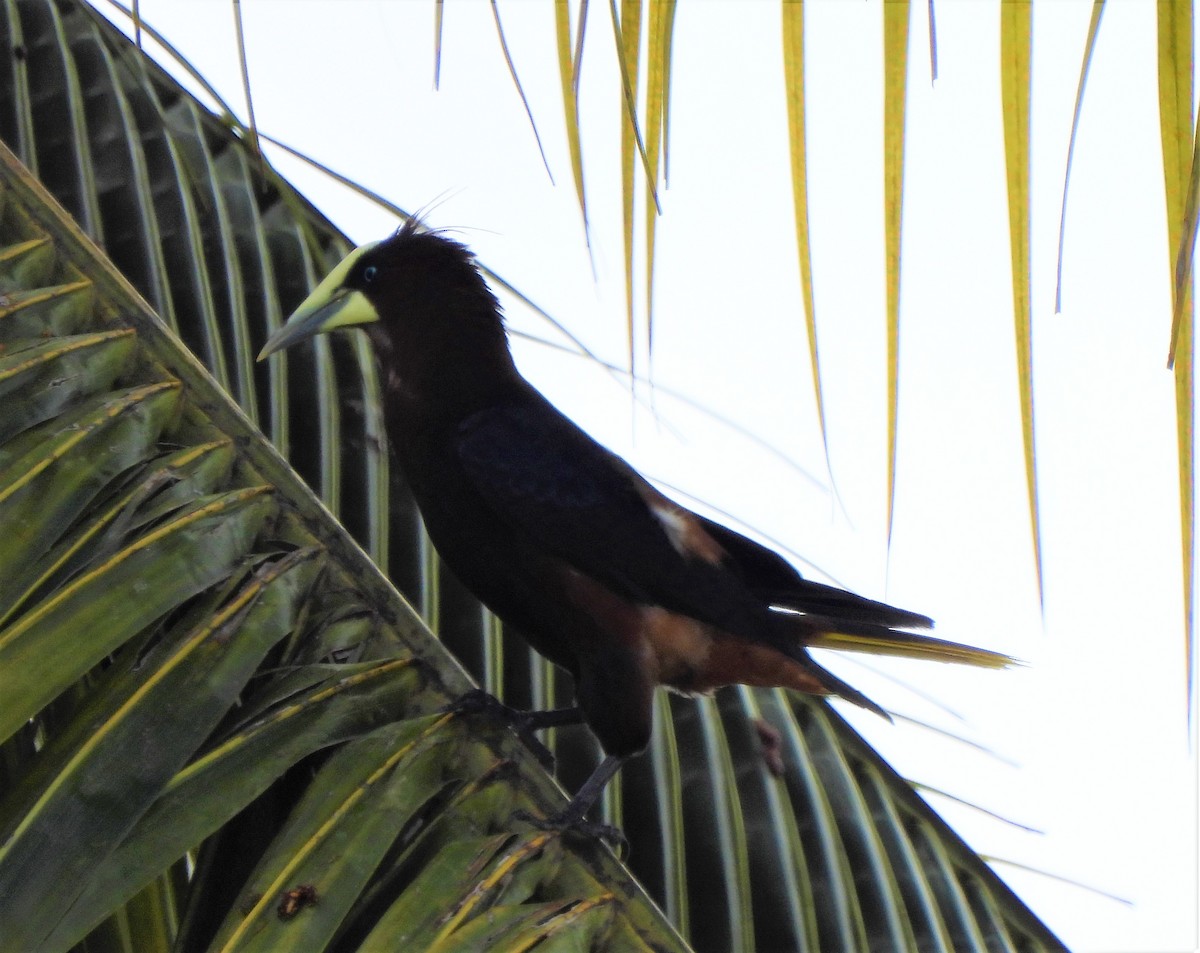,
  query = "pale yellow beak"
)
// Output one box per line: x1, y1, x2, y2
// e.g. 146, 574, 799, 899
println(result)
257, 241, 382, 360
